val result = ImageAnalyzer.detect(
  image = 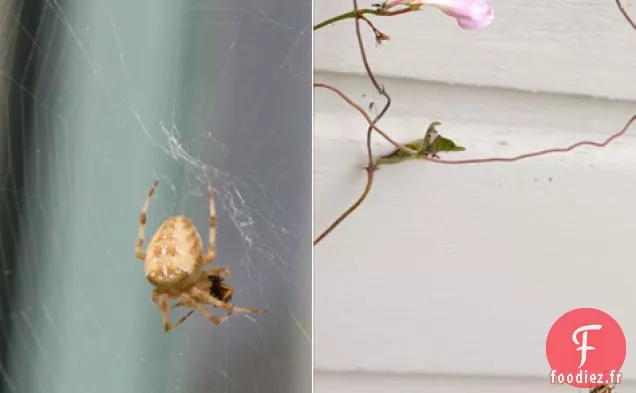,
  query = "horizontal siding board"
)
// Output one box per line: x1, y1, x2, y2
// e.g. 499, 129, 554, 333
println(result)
315, 372, 608, 393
